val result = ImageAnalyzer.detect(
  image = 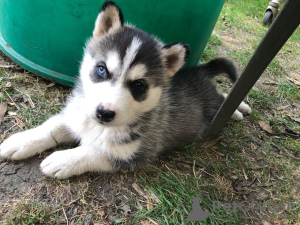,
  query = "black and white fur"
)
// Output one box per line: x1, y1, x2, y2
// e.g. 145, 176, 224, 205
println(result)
0, 1, 251, 179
